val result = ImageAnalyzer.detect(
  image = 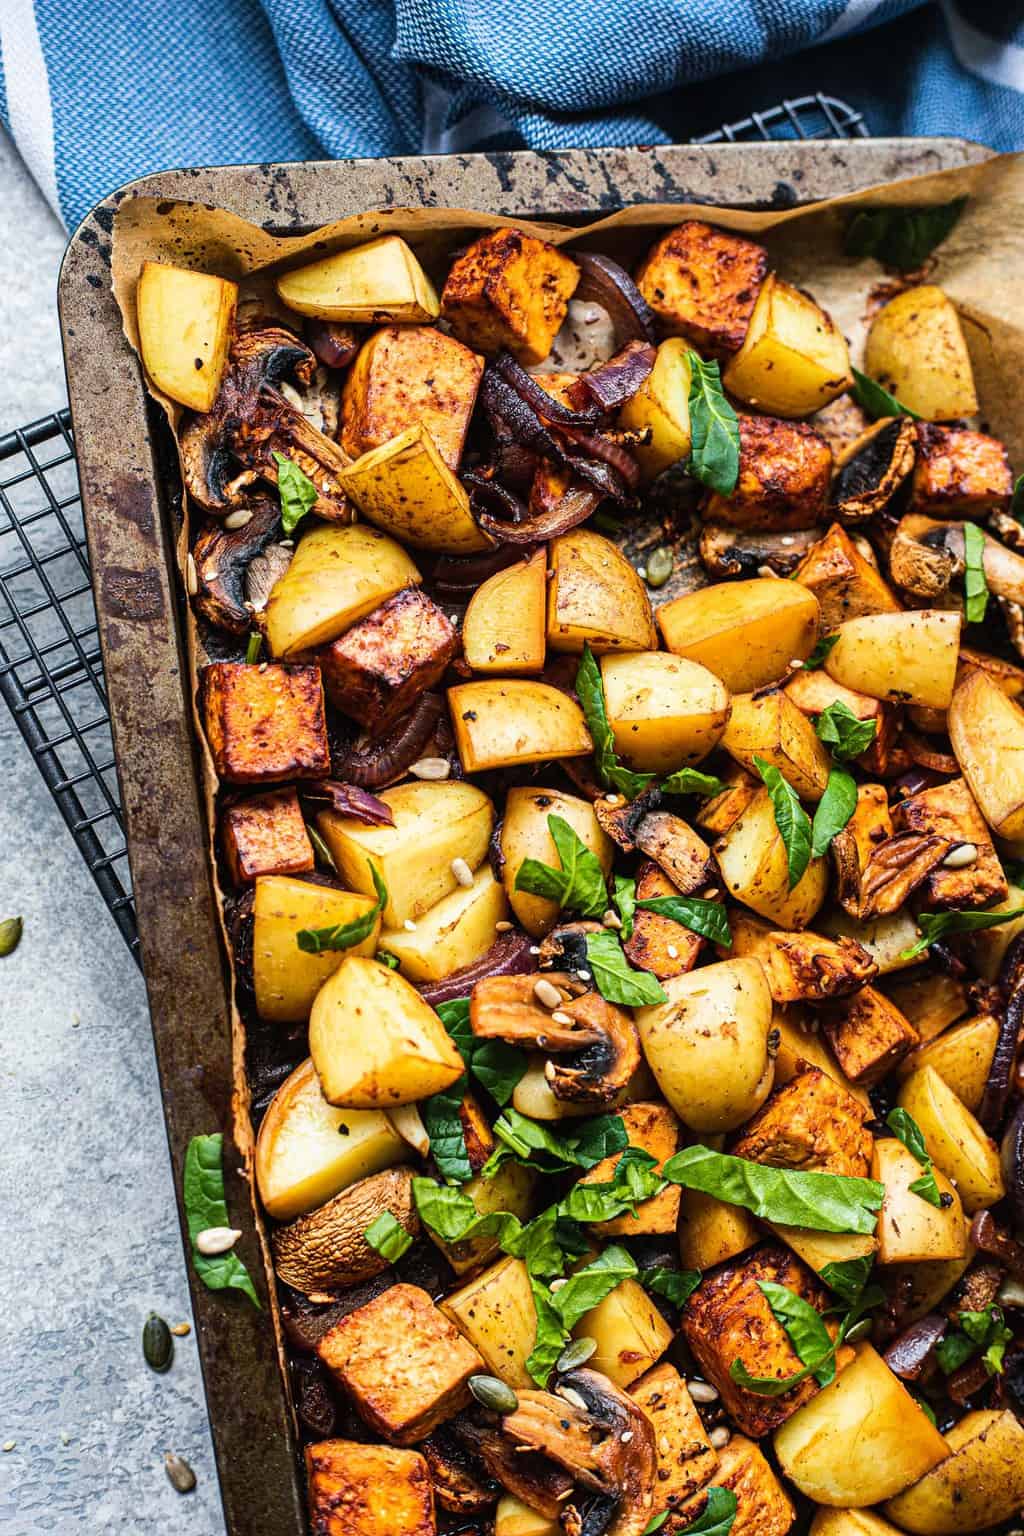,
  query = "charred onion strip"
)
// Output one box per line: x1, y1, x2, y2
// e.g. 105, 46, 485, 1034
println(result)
883, 1313, 947, 1381
478, 484, 600, 545
299, 781, 395, 826
573, 253, 658, 346
417, 930, 538, 1006
331, 693, 444, 788
572, 340, 656, 412
493, 352, 603, 426
971, 1209, 1024, 1276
